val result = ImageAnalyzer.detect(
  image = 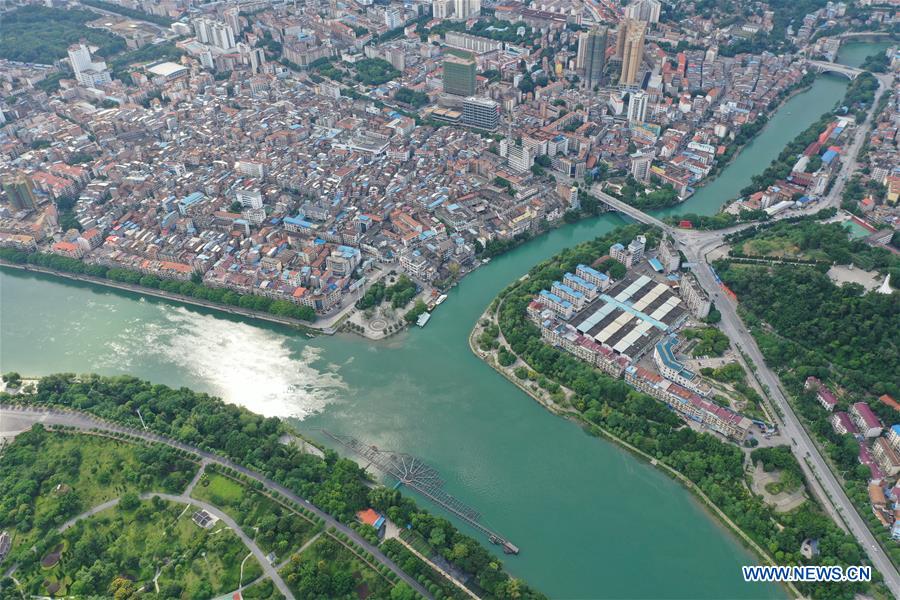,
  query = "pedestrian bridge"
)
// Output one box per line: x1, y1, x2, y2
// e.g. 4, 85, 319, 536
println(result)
806, 59, 866, 80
